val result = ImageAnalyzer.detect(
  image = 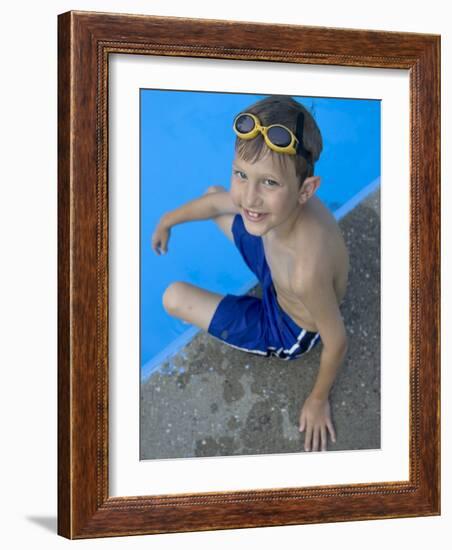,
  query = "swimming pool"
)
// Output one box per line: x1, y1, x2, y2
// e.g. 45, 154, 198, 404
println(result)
140, 91, 380, 381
